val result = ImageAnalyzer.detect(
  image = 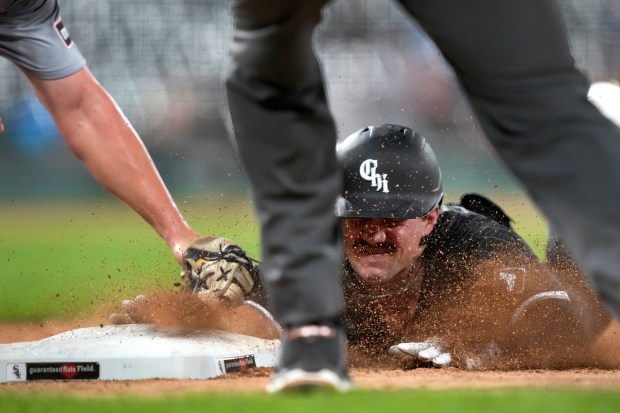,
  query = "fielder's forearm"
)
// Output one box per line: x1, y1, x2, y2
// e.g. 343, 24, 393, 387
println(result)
26, 67, 199, 263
